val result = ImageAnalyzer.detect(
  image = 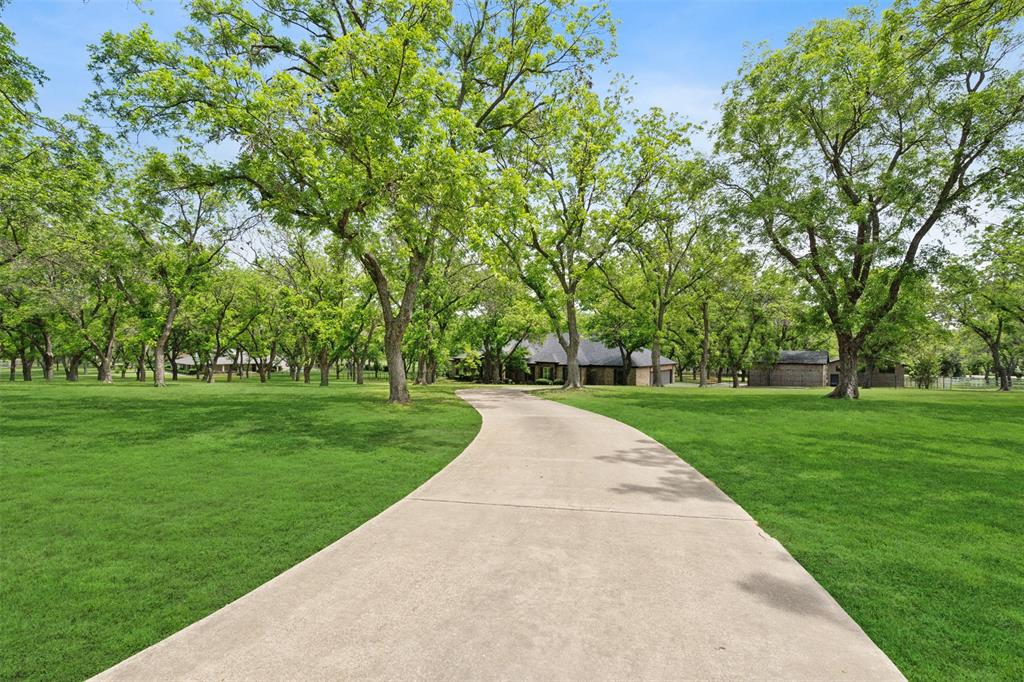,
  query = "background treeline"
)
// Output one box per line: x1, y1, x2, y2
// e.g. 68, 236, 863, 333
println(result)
1, 0, 1022, 400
